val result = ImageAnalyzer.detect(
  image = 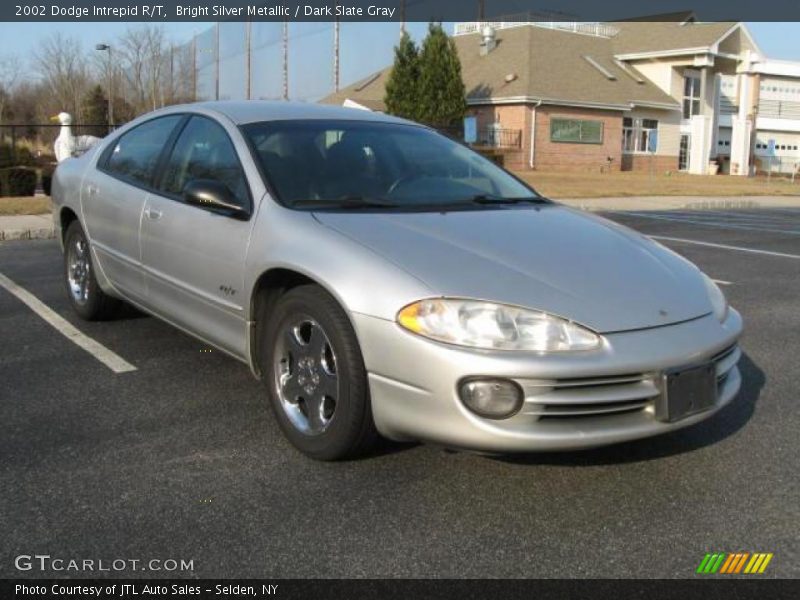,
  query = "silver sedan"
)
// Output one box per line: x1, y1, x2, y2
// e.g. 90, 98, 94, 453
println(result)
51, 102, 742, 460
